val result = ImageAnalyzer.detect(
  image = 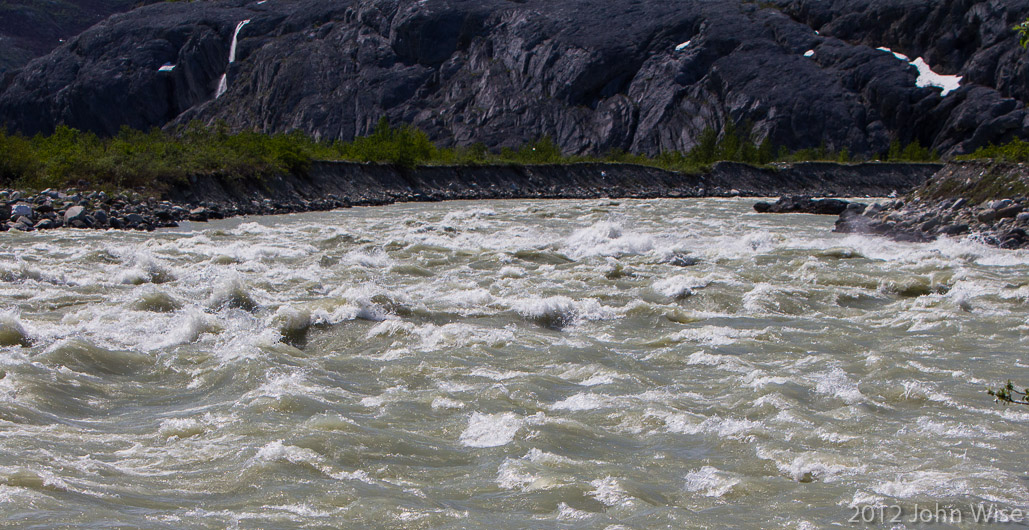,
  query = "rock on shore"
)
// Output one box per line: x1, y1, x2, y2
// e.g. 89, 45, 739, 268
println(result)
0, 187, 355, 233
